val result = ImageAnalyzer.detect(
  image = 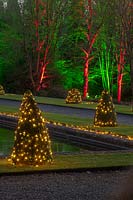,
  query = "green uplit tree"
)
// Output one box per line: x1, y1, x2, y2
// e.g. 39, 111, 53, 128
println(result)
99, 42, 114, 94
11, 90, 53, 166
94, 90, 117, 127
66, 88, 82, 104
